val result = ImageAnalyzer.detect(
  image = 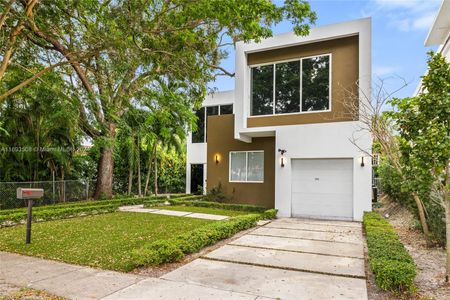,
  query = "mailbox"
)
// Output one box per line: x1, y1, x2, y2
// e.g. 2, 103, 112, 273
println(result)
17, 188, 44, 244
17, 188, 44, 199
